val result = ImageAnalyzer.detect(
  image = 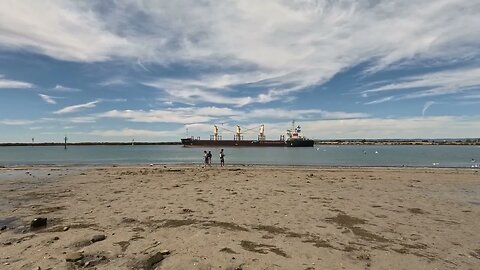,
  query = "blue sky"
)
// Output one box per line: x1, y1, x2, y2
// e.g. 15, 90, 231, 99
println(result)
1, 0, 480, 142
